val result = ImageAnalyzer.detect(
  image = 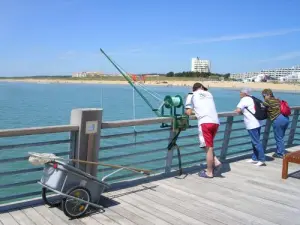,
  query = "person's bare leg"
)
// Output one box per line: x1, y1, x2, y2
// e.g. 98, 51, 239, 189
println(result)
214, 155, 221, 167
206, 147, 214, 177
